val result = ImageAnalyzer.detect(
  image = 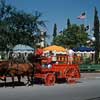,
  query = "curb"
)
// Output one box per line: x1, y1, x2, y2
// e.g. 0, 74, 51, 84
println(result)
81, 76, 100, 80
